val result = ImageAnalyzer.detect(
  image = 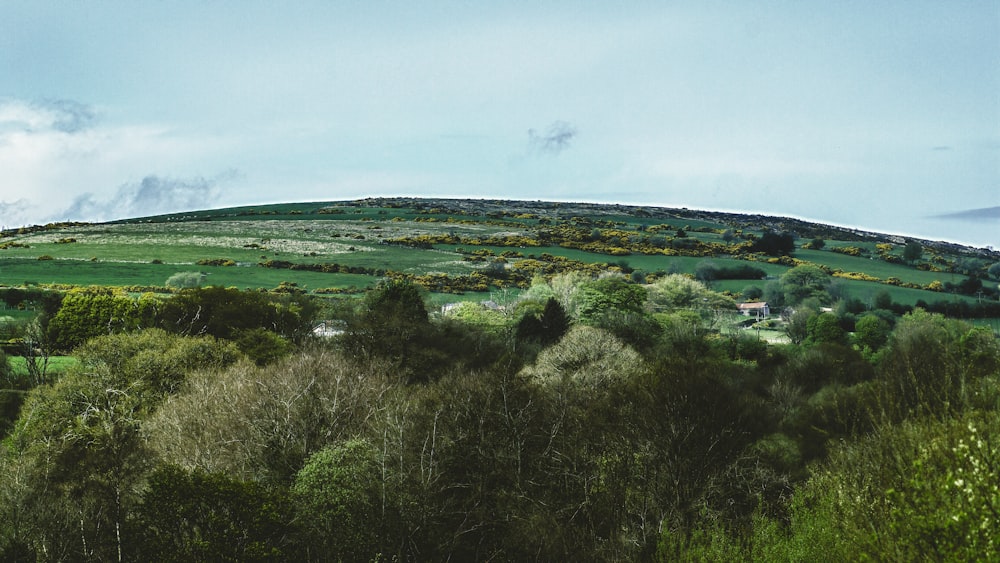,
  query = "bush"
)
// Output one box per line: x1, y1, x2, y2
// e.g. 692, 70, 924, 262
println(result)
165, 271, 205, 289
